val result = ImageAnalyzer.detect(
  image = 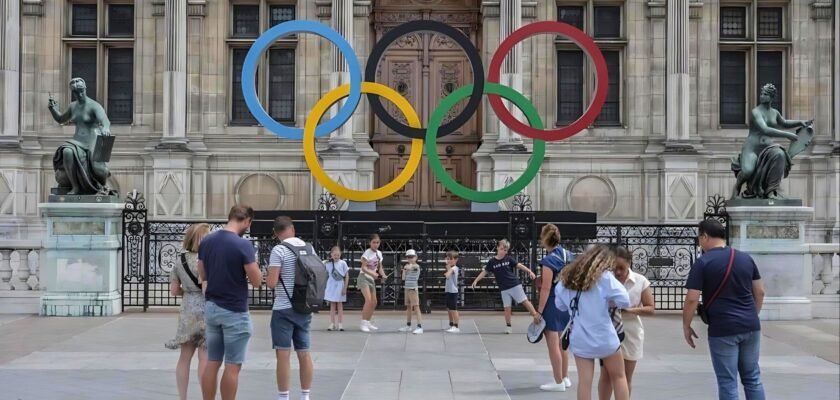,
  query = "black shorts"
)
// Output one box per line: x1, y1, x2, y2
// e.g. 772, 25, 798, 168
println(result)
446, 293, 458, 310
